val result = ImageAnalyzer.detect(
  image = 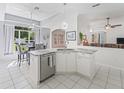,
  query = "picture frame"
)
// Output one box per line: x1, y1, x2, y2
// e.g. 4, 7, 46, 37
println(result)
66, 31, 76, 41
